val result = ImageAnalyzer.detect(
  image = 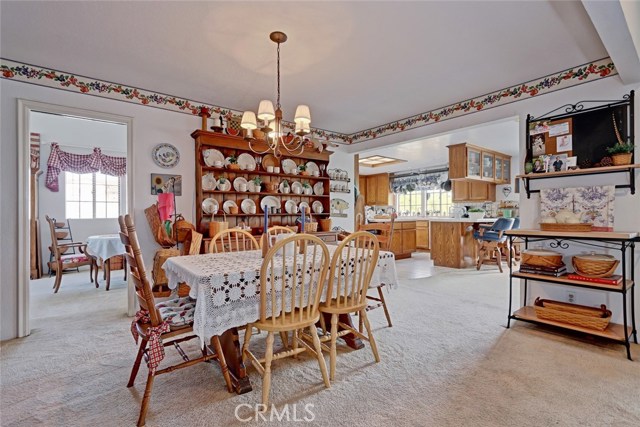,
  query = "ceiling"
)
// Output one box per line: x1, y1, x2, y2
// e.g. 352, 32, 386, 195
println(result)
357, 117, 519, 176
1, 1, 611, 137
